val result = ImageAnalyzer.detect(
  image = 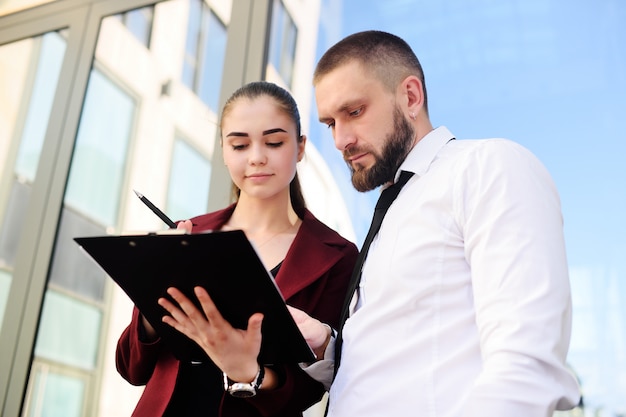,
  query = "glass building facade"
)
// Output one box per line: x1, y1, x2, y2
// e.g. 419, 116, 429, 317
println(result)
0, 1, 342, 416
